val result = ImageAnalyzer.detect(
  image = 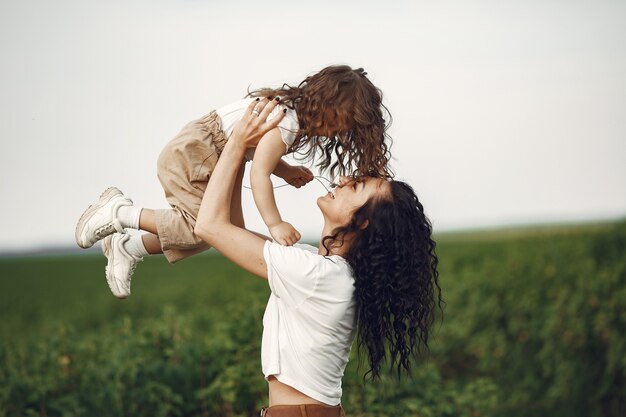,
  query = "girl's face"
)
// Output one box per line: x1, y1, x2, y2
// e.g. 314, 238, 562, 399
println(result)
317, 176, 390, 227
